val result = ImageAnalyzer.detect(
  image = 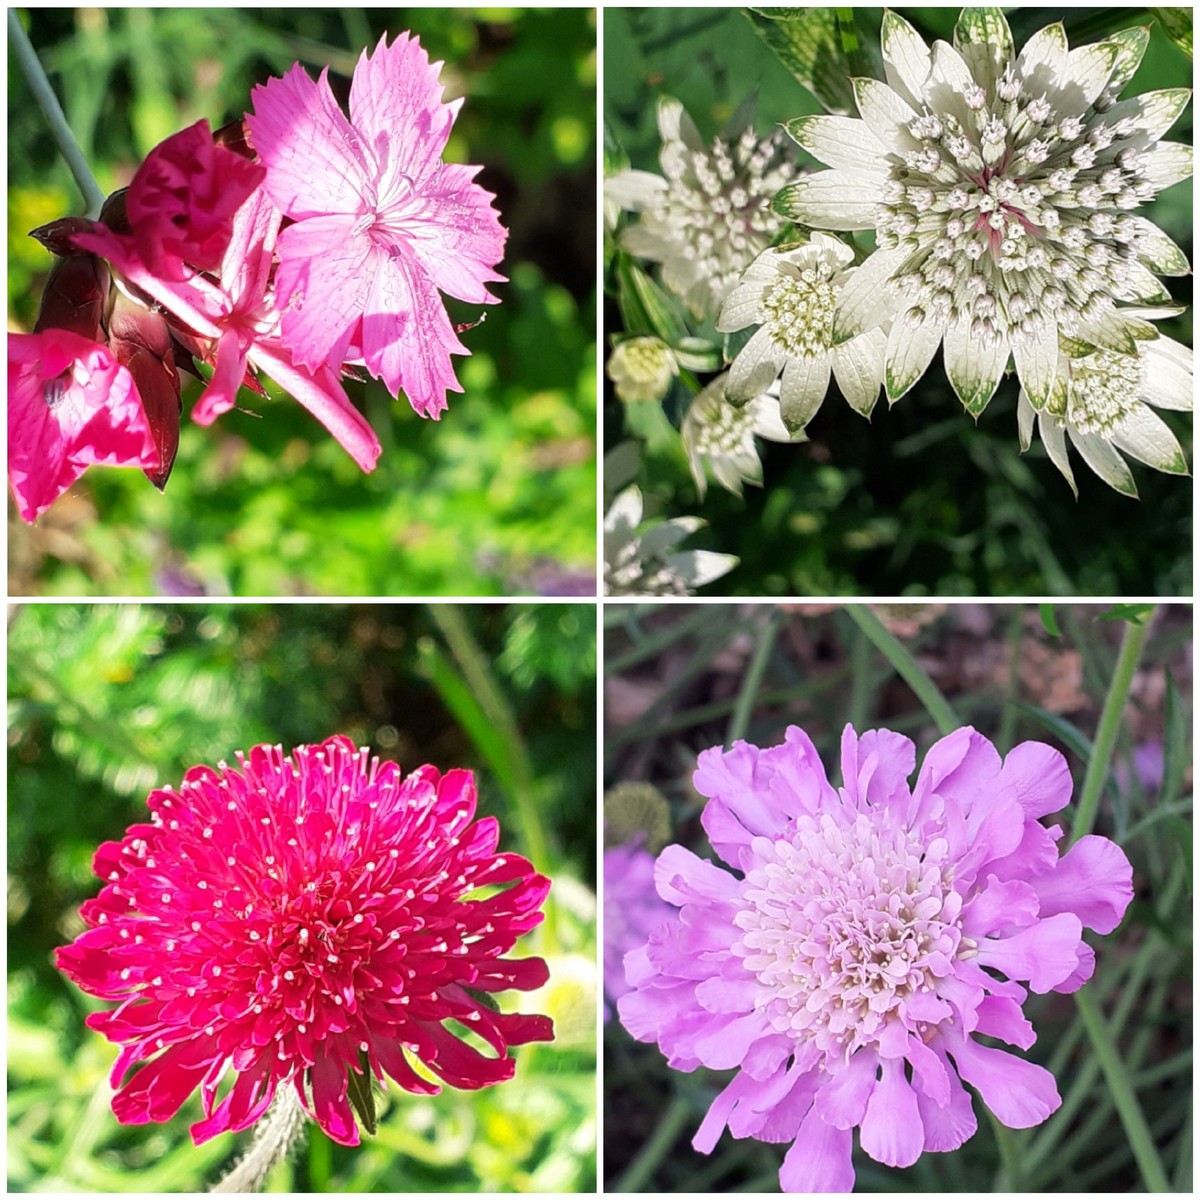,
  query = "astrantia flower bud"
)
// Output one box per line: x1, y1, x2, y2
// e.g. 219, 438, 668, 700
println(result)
619, 724, 1133, 1193
606, 336, 678, 405
56, 737, 553, 1147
